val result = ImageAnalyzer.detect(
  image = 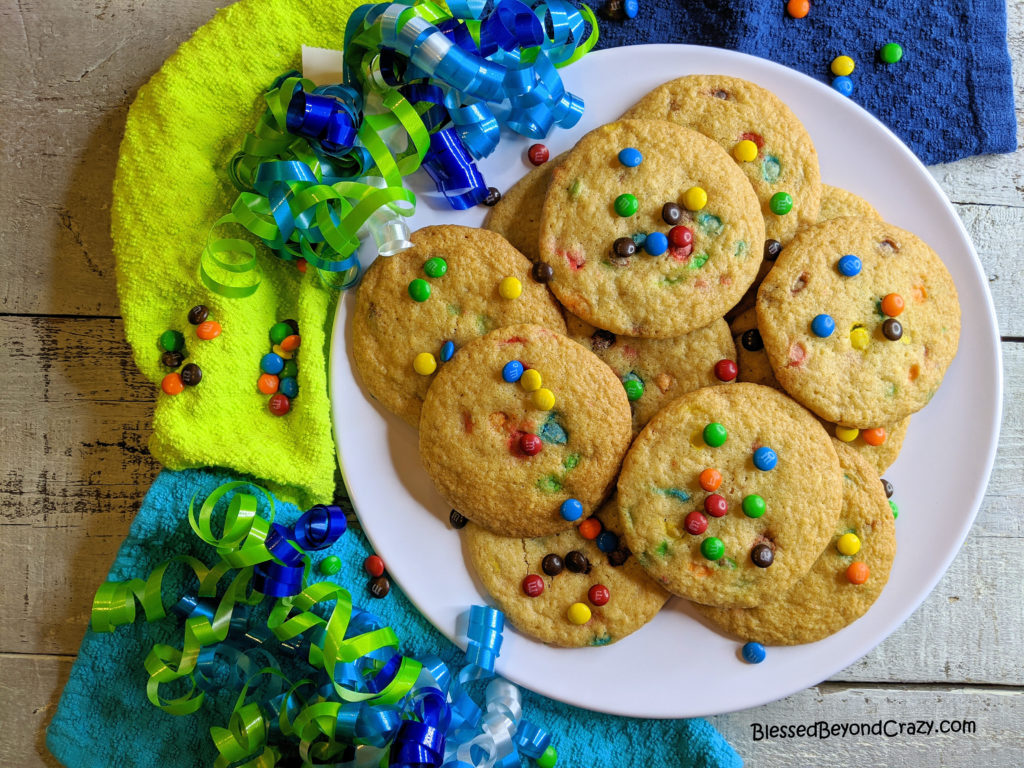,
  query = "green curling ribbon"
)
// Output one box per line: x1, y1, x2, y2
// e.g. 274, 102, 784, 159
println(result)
90, 480, 420, 750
